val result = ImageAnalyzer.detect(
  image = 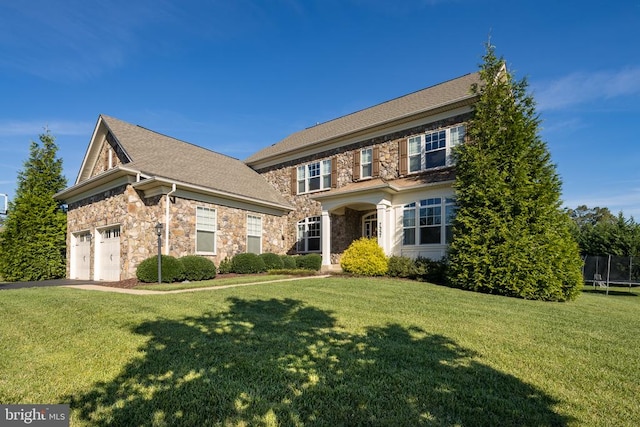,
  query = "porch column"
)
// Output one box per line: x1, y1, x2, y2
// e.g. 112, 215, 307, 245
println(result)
321, 210, 331, 265
376, 201, 391, 256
